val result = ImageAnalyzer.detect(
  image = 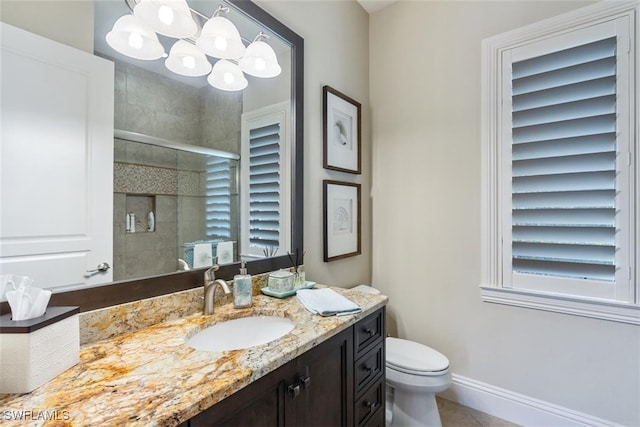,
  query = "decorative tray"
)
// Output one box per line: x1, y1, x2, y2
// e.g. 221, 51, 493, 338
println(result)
261, 281, 316, 298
